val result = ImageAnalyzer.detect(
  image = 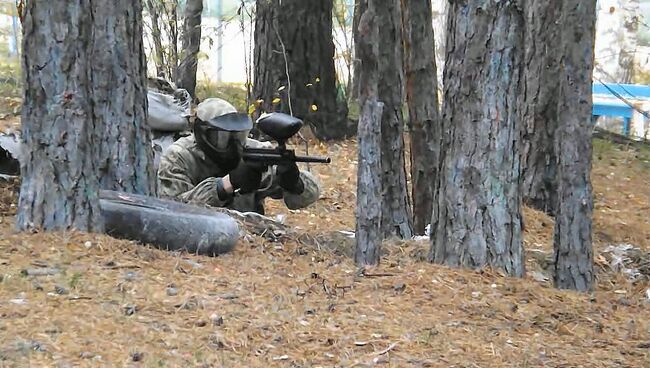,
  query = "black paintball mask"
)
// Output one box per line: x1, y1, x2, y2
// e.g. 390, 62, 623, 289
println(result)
194, 112, 253, 172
